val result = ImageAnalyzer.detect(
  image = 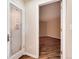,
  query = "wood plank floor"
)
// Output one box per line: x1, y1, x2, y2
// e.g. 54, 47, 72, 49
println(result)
19, 37, 60, 59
